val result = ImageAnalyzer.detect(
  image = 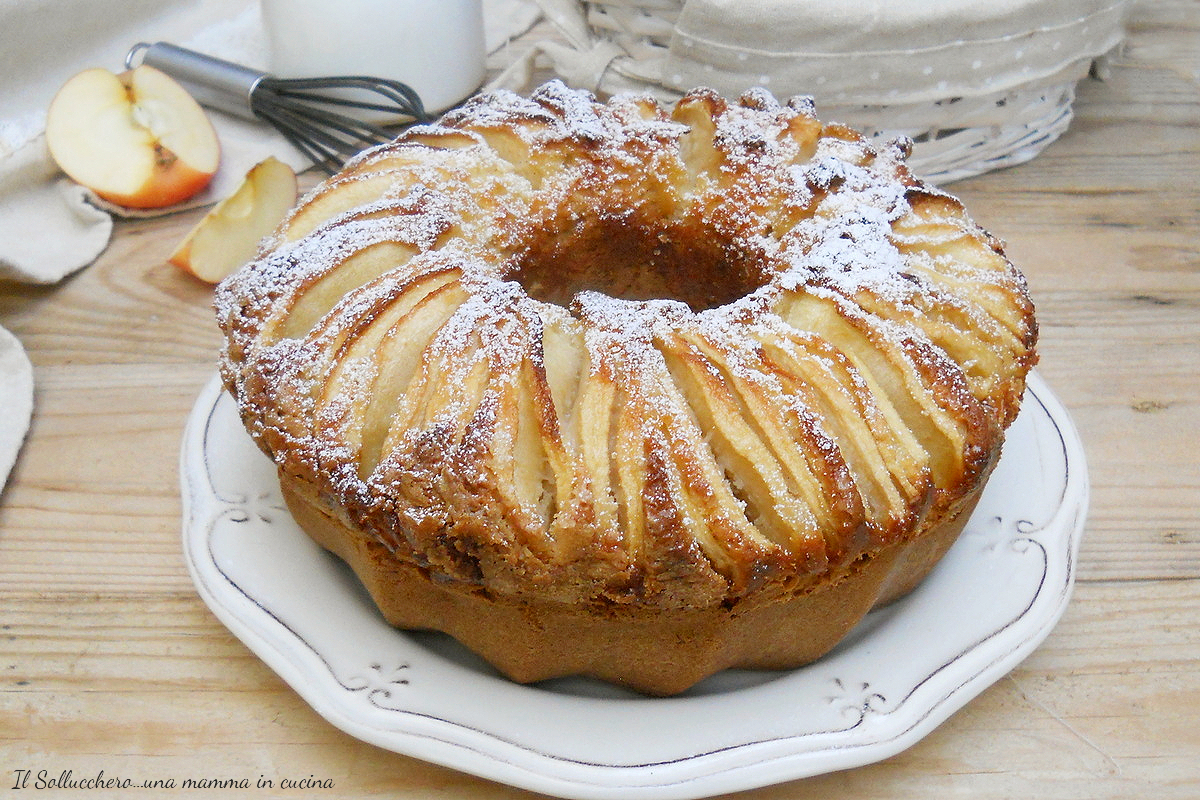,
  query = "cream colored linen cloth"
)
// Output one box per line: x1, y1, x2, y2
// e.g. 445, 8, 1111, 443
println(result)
0, 325, 33, 496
